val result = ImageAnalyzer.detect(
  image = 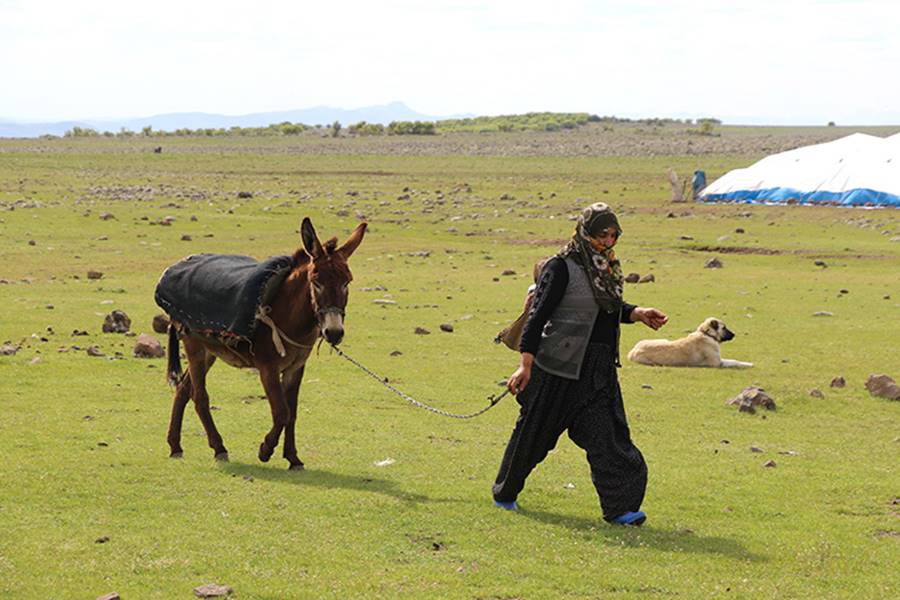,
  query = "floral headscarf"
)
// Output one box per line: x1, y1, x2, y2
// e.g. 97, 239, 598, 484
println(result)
557, 202, 624, 313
